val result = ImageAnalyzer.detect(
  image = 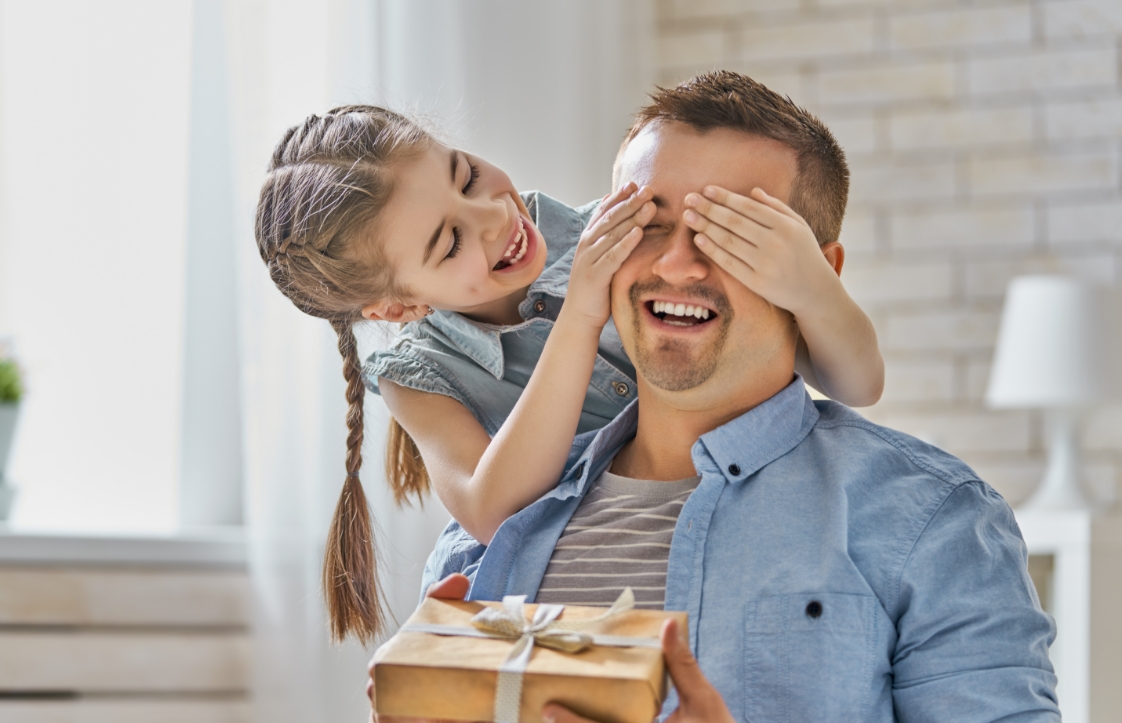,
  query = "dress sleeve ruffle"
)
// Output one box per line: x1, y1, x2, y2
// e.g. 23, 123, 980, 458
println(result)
362, 349, 469, 409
